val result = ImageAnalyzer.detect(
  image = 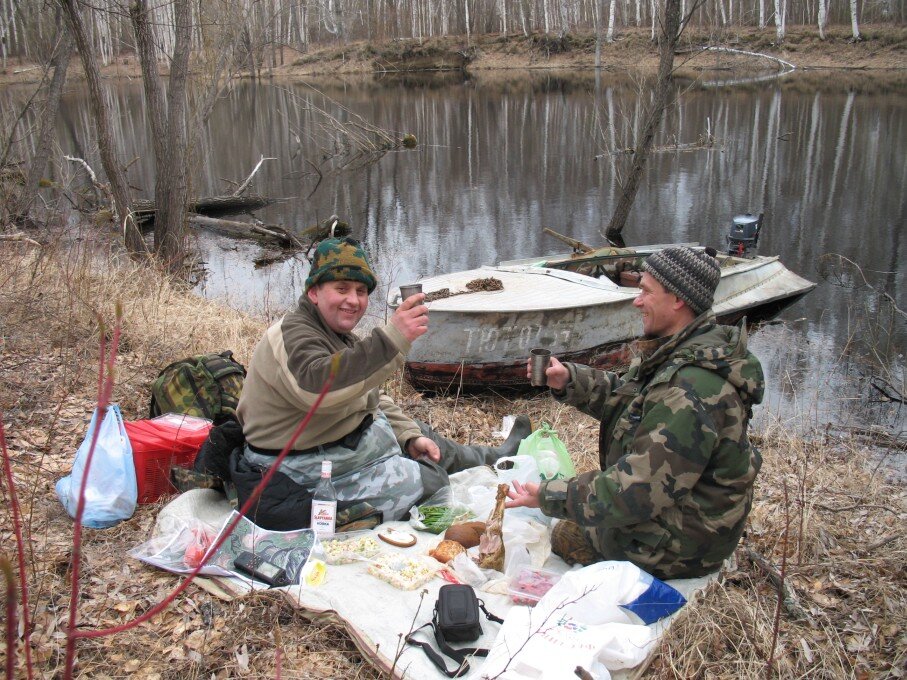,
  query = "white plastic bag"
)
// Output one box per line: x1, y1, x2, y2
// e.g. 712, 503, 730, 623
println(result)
476, 562, 686, 678
55, 404, 137, 529
534, 561, 686, 626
